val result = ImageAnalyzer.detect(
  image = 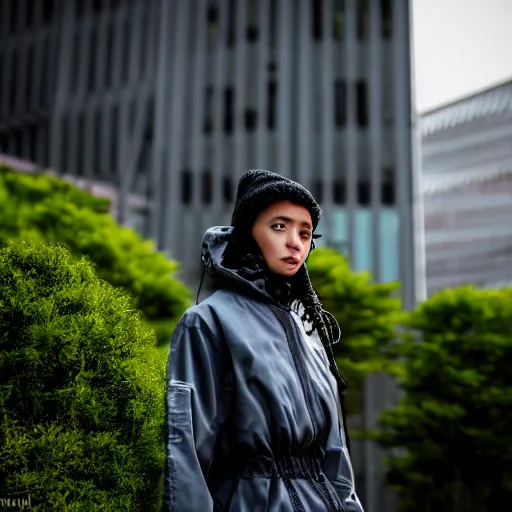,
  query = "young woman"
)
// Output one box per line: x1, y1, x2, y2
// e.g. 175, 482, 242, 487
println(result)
164, 170, 363, 511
